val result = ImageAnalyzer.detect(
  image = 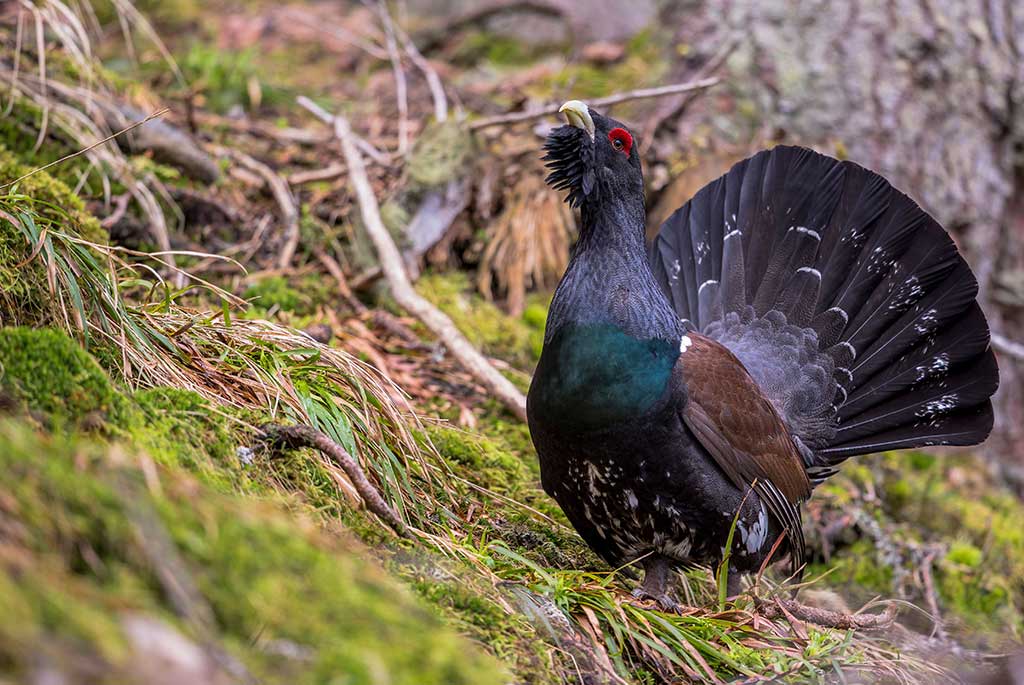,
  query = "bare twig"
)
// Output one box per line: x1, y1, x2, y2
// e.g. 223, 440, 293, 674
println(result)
100, 192, 130, 228
296, 96, 392, 165
469, 77, 721, 130
331, 111, 529, 420
288, 163, 347, 186
393, 22, 448, 122
920, 549, 947, 640
225, 149, 300, 271
314, 247, 368, 315
757, 596, 898, 631
260, 423, 410, 538
992, 332, 1024, 361
640, 41, 737, 153
376, 0, 410, 154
